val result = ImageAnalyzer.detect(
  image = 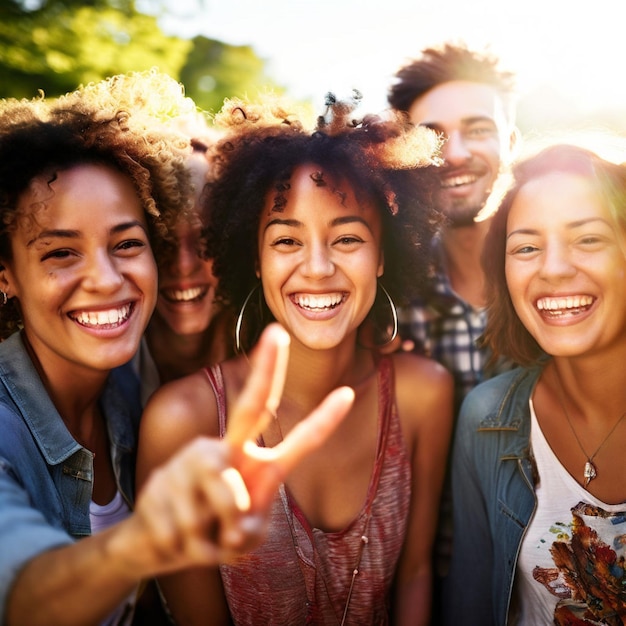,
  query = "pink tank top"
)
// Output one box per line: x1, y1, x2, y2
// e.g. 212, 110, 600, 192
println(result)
204, 358, 412, 625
